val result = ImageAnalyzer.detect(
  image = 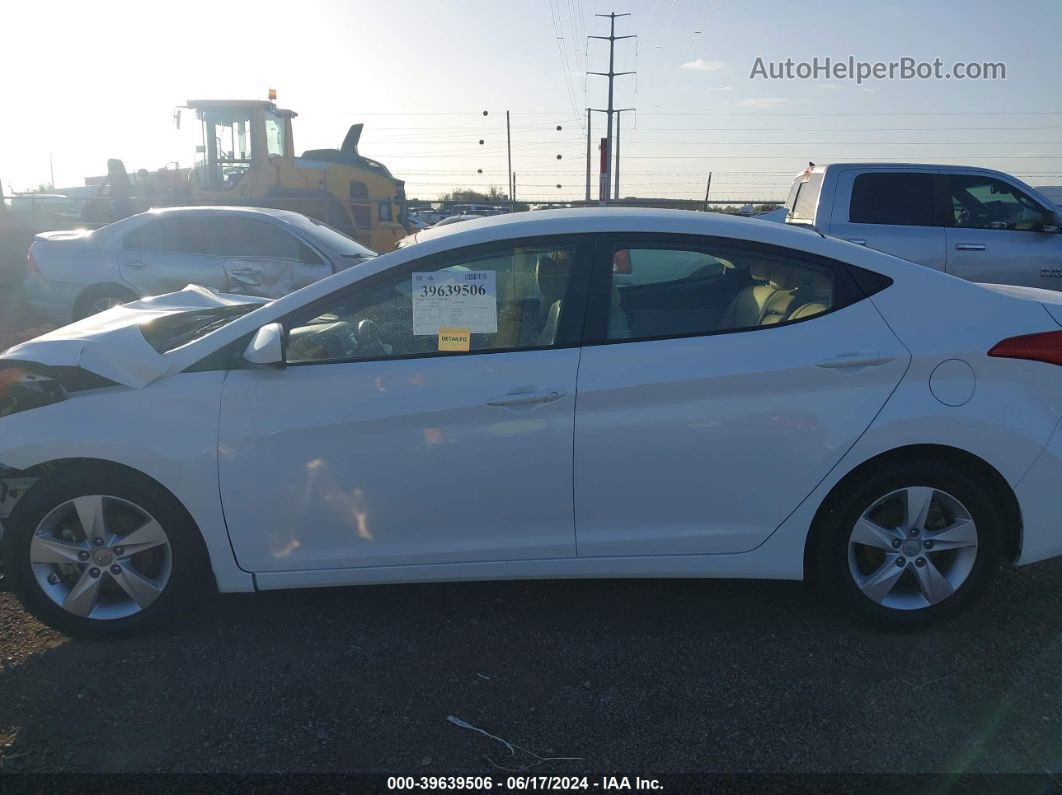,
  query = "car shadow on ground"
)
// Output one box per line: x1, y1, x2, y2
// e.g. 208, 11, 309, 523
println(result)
2, 562, 1062, 774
